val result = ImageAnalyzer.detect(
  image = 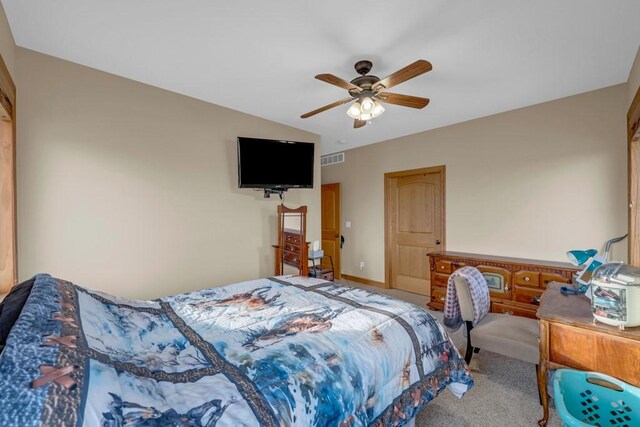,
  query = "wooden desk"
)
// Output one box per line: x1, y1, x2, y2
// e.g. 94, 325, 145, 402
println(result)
537, 283, 640, 426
